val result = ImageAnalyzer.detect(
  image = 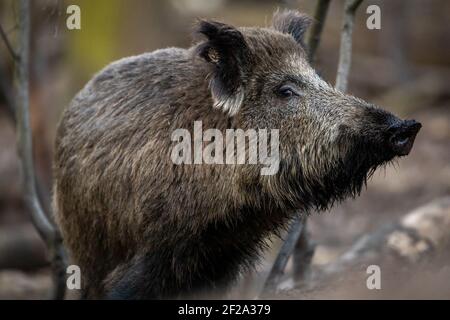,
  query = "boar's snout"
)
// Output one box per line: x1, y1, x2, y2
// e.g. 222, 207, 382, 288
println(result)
387, 119, 422, 156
